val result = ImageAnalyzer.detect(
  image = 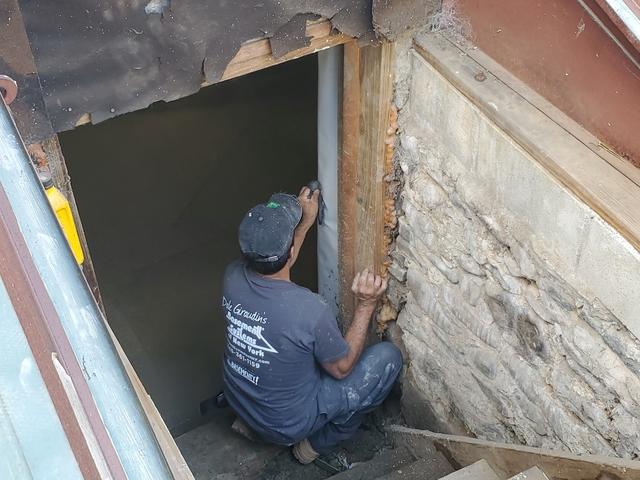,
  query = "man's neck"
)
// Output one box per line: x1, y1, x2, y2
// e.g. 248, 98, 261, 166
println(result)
261, 266, 291, 282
